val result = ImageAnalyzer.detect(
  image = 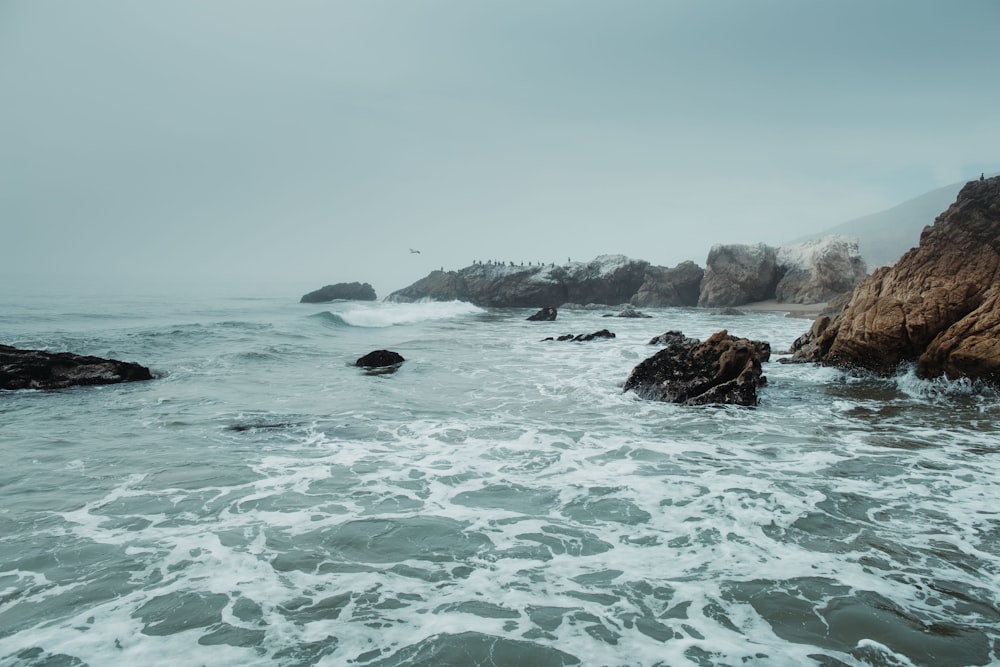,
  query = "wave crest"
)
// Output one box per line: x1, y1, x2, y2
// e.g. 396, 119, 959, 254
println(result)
310, 300, 483, 328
